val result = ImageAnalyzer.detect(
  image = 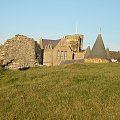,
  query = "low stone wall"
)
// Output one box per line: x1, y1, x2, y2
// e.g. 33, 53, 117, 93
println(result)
84, 58, 110, 63
74, 52, 85, 60
0, 35, 42, 69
